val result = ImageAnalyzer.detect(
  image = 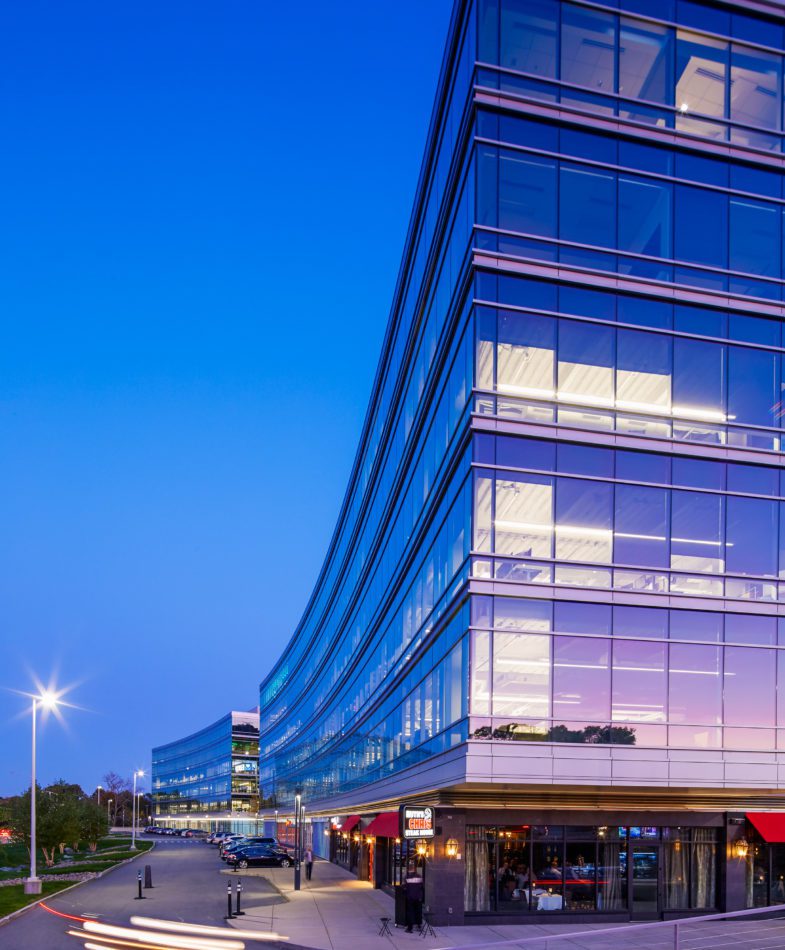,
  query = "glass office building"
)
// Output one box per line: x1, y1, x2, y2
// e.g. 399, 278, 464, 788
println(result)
151, 710, 260, 832
258, 0, 785, 923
